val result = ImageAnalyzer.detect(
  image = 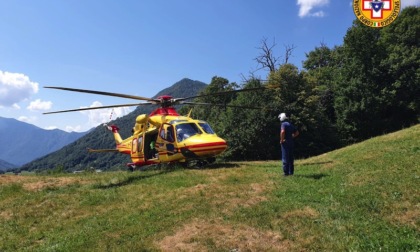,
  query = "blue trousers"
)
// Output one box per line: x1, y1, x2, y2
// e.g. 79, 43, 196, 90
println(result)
281, 143, 294, 175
